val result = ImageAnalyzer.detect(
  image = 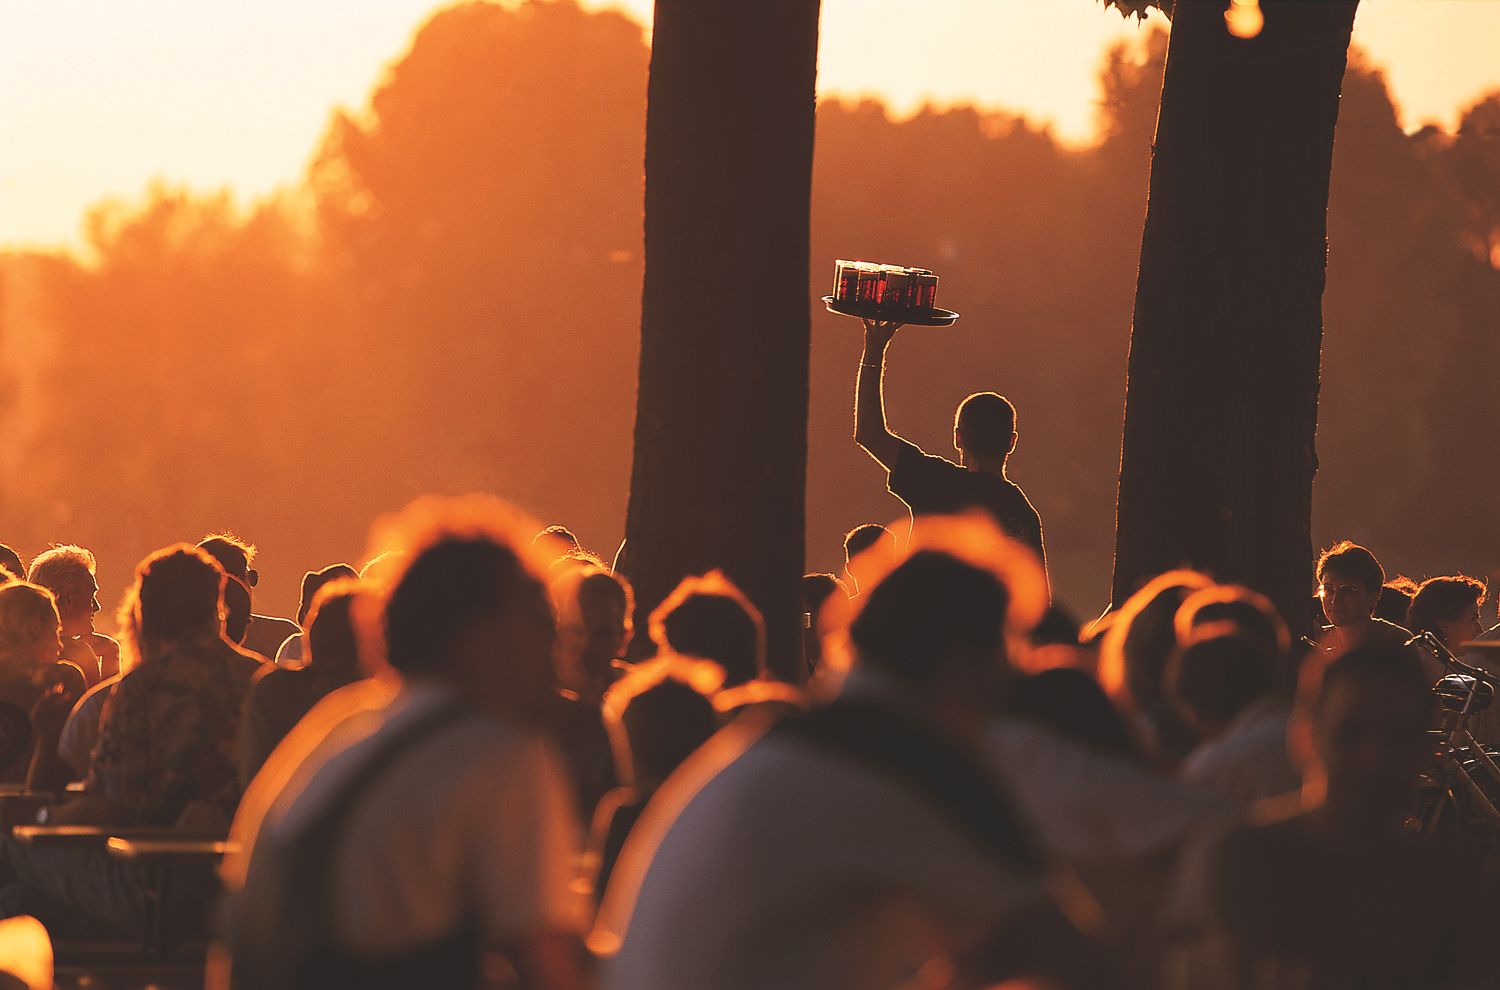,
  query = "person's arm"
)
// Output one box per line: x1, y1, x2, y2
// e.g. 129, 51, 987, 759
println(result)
854, 318, 911, 470
24, 667, 87, 792
58, 676, 145, 825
